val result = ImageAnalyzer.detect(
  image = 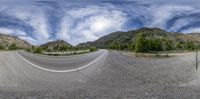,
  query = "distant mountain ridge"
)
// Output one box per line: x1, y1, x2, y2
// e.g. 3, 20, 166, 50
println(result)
1, 28, 200, 51
78, 27, 200, 48
0, 33, 32, 49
